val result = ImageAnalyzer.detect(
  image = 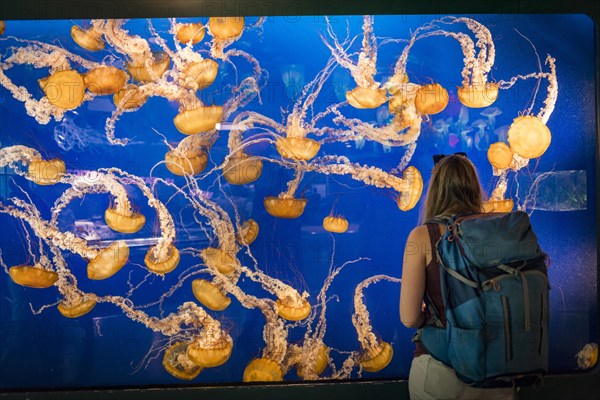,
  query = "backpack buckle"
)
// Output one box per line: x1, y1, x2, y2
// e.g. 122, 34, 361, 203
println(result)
482, 279, 501, 291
